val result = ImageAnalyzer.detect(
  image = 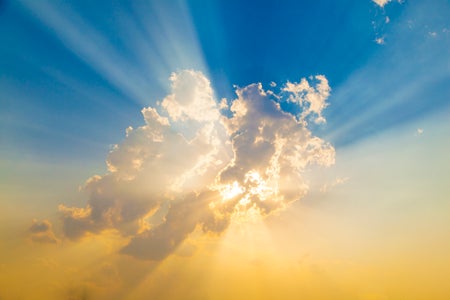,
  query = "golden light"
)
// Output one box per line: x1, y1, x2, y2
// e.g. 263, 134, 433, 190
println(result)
244, 170, 275, 201
219, 181, 244, 201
